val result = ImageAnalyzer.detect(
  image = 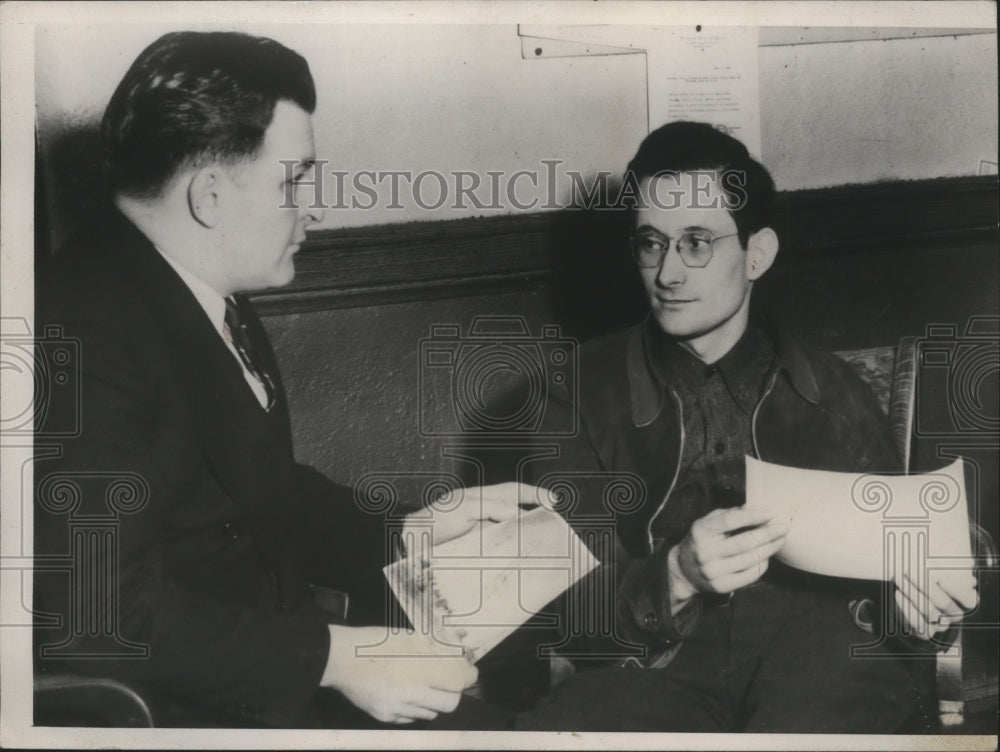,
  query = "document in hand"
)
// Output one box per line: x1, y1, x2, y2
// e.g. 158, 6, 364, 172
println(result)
745, 457, 972, 581
384, 507, 599, 663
